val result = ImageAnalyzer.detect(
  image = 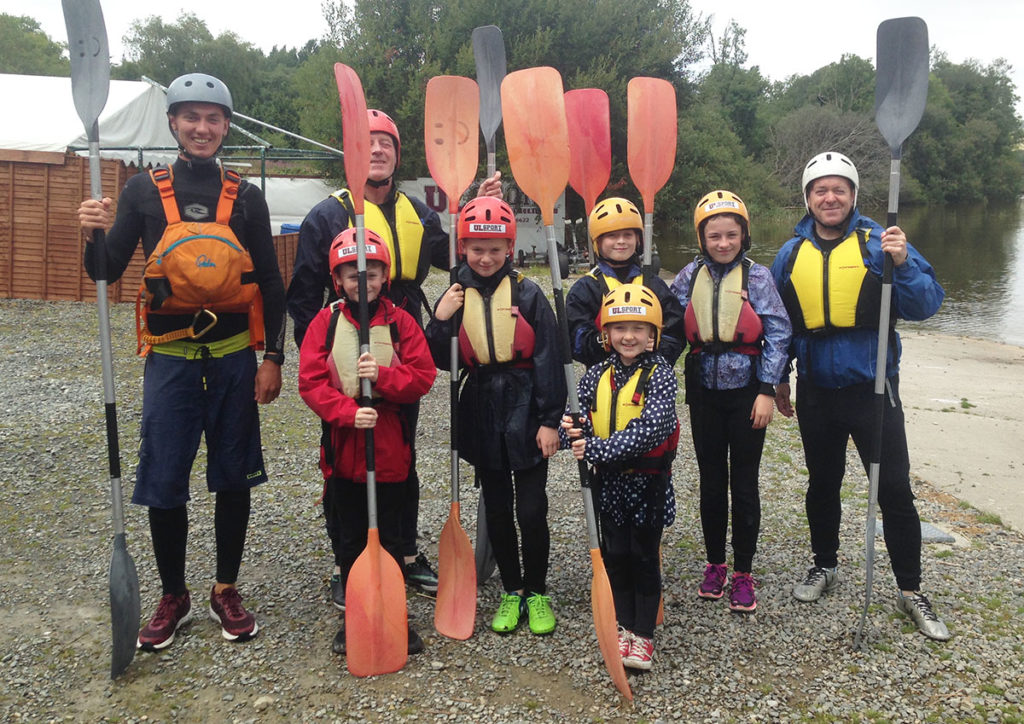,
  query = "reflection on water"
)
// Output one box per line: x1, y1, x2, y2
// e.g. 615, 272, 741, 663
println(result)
656, 201, 1024, 348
